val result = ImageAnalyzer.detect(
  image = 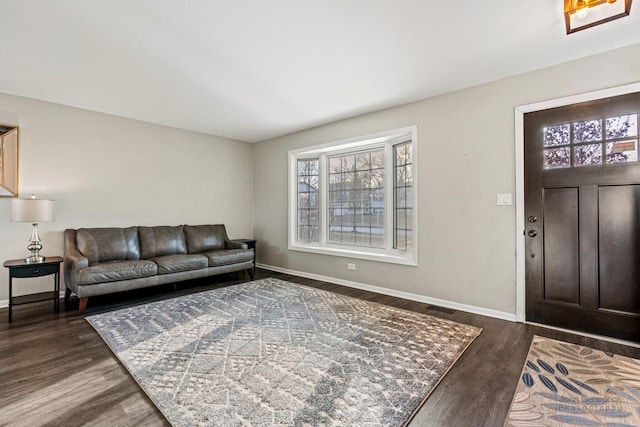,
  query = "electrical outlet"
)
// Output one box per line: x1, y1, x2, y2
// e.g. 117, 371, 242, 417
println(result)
347, 263, 356, 270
